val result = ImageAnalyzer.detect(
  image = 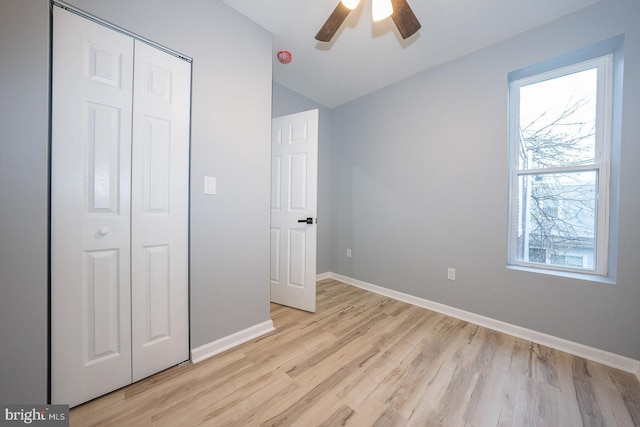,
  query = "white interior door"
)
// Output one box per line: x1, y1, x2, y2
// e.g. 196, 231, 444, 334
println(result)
51, 6, 134, 406
130, 40, 190, 382
51, 6, 191, 406
270, 110, 319, 312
